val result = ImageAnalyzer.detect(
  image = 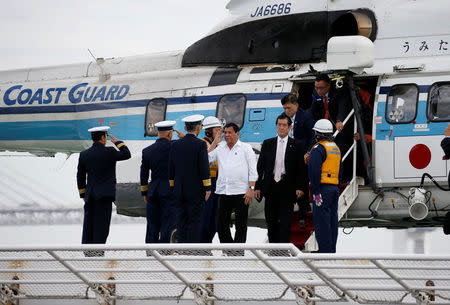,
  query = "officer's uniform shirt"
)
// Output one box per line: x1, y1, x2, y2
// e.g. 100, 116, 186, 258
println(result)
77, 140, 131, 200
208, 140, 258, 195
